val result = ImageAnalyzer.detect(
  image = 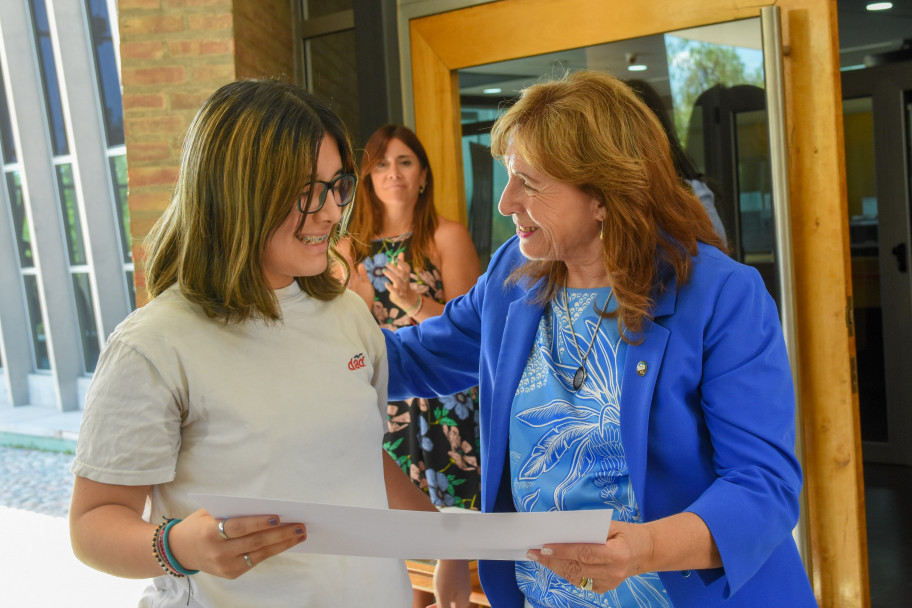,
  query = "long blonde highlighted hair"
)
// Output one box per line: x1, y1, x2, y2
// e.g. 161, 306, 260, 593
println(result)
490, 70, 726, 338
144, 78, 356, 322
